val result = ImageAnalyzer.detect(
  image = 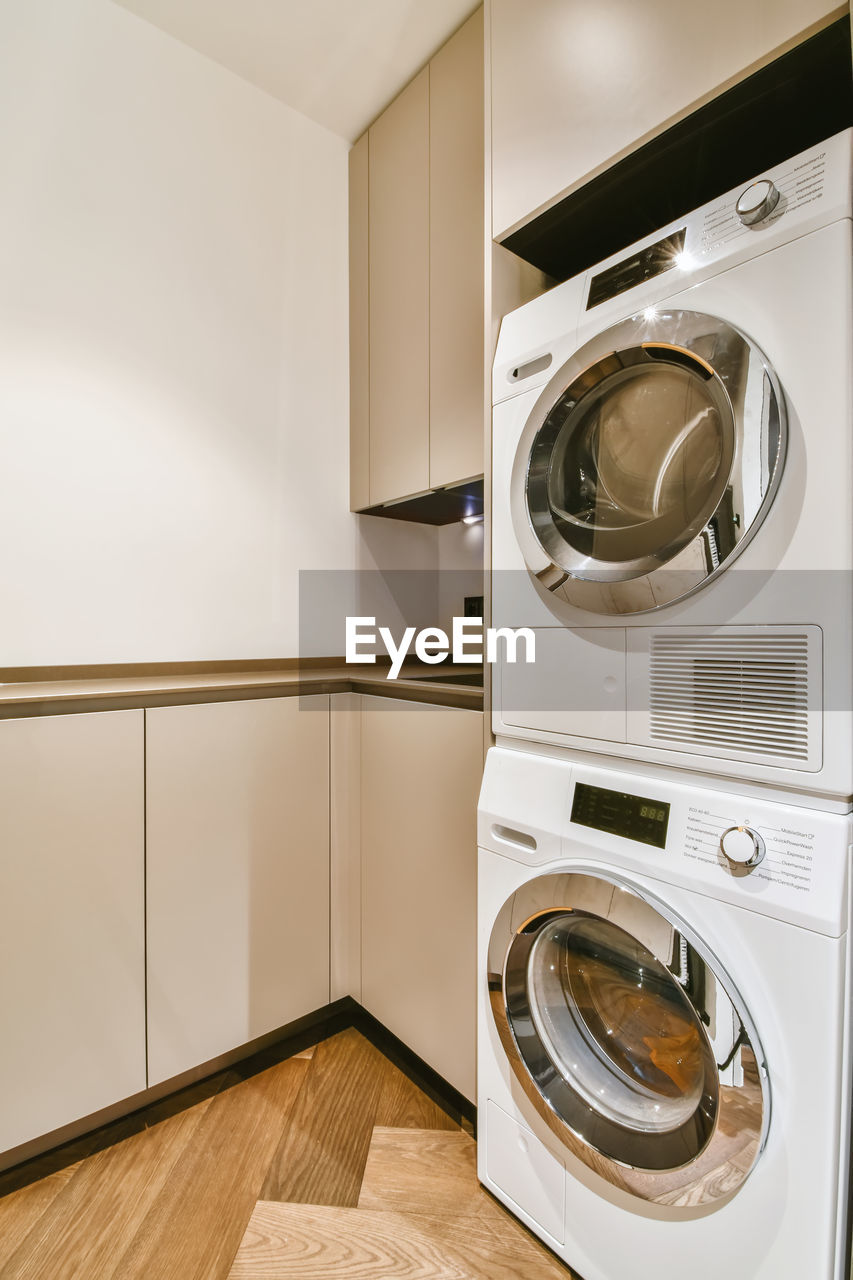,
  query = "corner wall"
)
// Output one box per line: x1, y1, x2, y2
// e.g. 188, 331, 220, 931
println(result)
0, 0, 442, 664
